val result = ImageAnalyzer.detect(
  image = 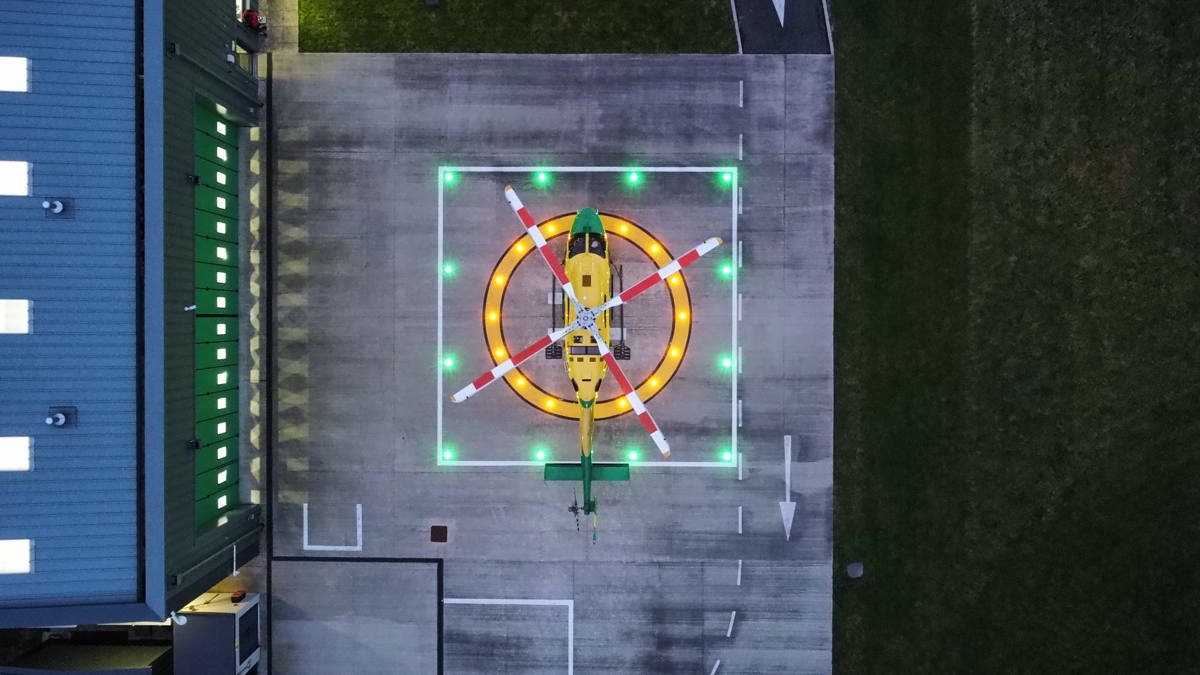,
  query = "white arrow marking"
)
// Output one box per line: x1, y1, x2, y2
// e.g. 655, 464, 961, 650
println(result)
780, 435, 795, 540
772, 0, 786, 26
